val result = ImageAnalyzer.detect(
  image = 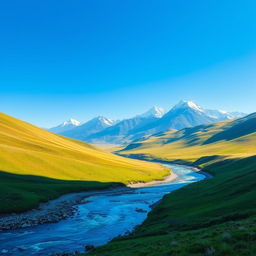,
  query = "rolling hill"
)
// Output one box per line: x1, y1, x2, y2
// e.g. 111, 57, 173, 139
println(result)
119, 112, 256, 162
0, 112, 168, 213
87, 155, 256, 256
86, 113, 256, 256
